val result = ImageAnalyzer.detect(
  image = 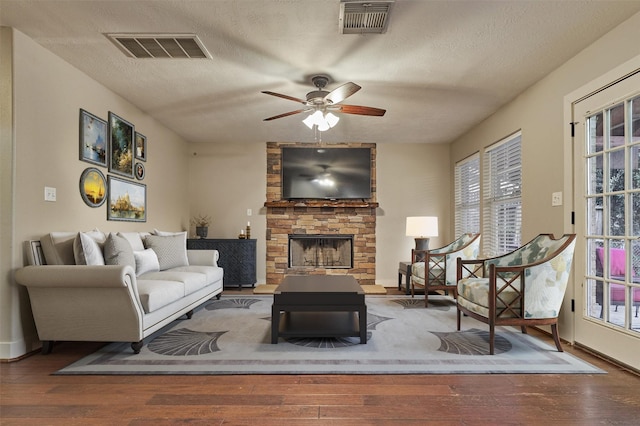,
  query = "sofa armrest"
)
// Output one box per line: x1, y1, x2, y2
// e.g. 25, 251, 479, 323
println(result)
187, 249, 219, 267
15, 265, 145, 343
15, 265, 136, 288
